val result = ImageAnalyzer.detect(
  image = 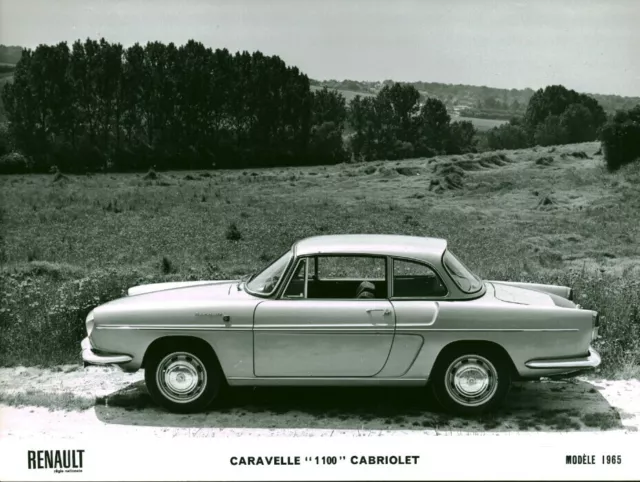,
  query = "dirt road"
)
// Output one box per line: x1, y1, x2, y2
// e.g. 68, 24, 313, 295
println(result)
1, 366, 639, 439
